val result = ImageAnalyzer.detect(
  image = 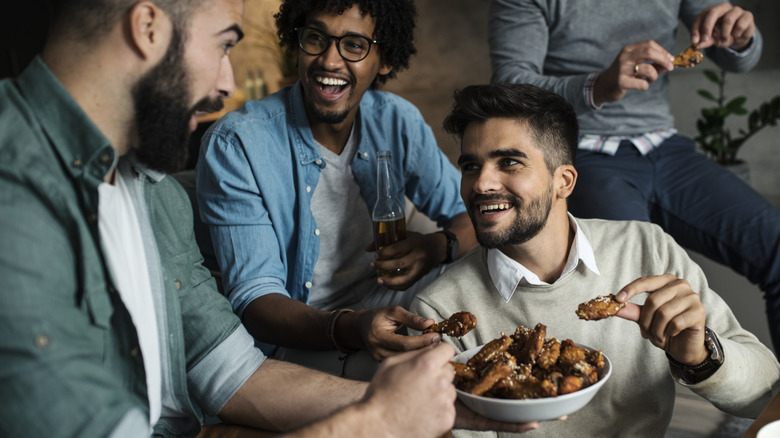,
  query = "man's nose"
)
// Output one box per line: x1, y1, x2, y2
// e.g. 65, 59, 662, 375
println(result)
319, 39, 345, 69
473, 167, 502, 193
217, 56, 235, 99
